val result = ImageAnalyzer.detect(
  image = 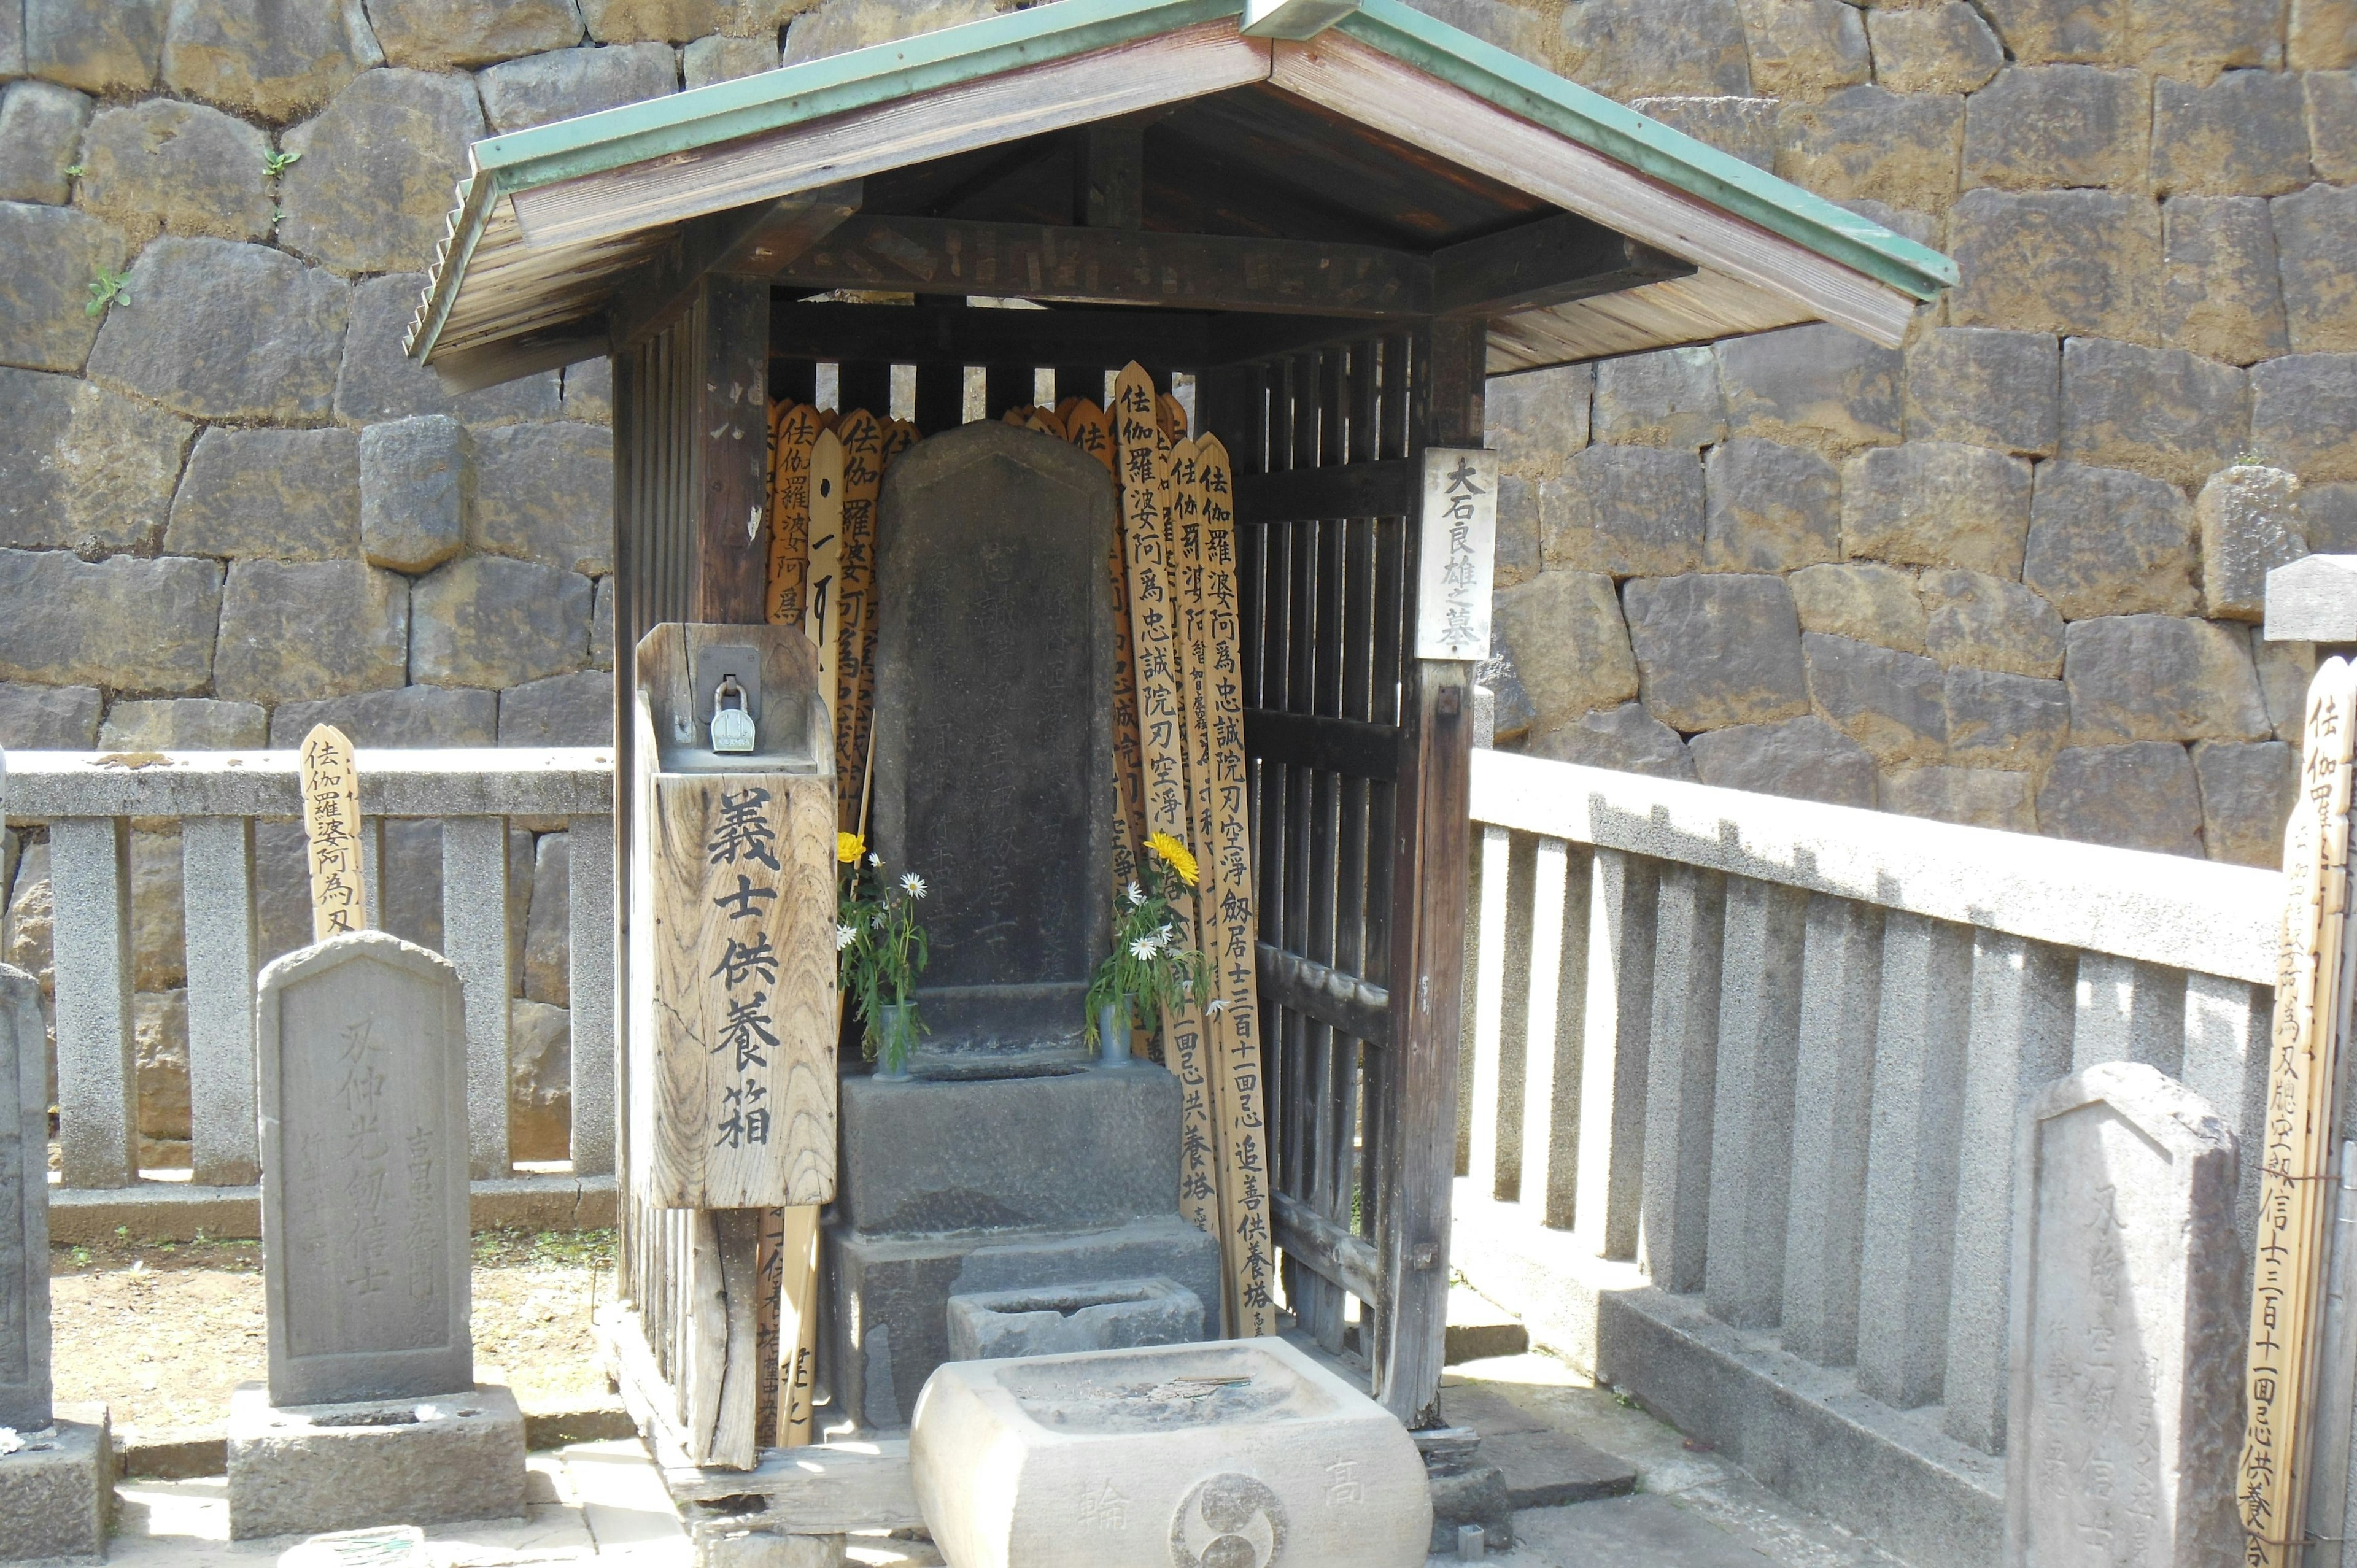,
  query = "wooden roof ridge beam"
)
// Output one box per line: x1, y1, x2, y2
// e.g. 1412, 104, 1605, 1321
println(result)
1433, 212, 1693, 320
775, 213, 1430, 316
610, 180, 863, 352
